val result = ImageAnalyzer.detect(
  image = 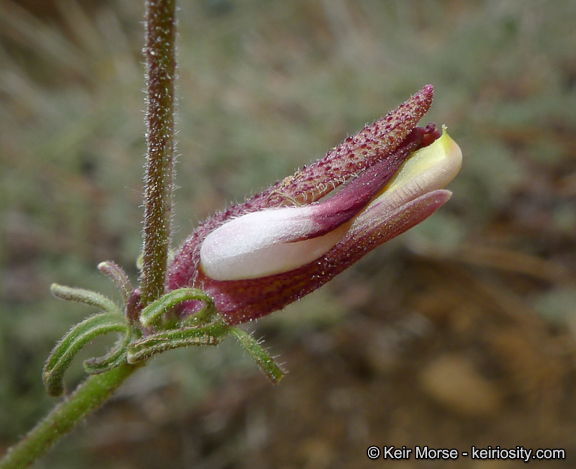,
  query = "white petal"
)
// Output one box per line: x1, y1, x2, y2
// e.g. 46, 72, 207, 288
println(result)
200, 206, 347, 280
